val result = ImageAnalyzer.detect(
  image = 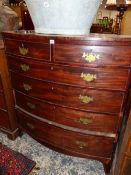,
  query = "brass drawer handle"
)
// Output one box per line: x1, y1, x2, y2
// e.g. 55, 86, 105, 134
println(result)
23, 83, 32, 91
20, 64, 30, 72
79, 117, 93, 125
76, 141, 88, 149
26, 123, 35, 129
82, 52, 100, 63
81, 73, 96, 82
27, 102, 36, 109
19, 43, 28, 56
79, 95, 93, 104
